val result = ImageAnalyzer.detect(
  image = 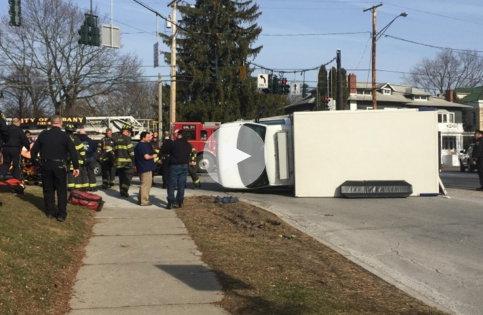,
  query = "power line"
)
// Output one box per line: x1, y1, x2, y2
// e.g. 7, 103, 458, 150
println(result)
384, 34, 483, 53
262, 31, 369, 37
249, 56, 336, 75
386, 3, 483, 27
